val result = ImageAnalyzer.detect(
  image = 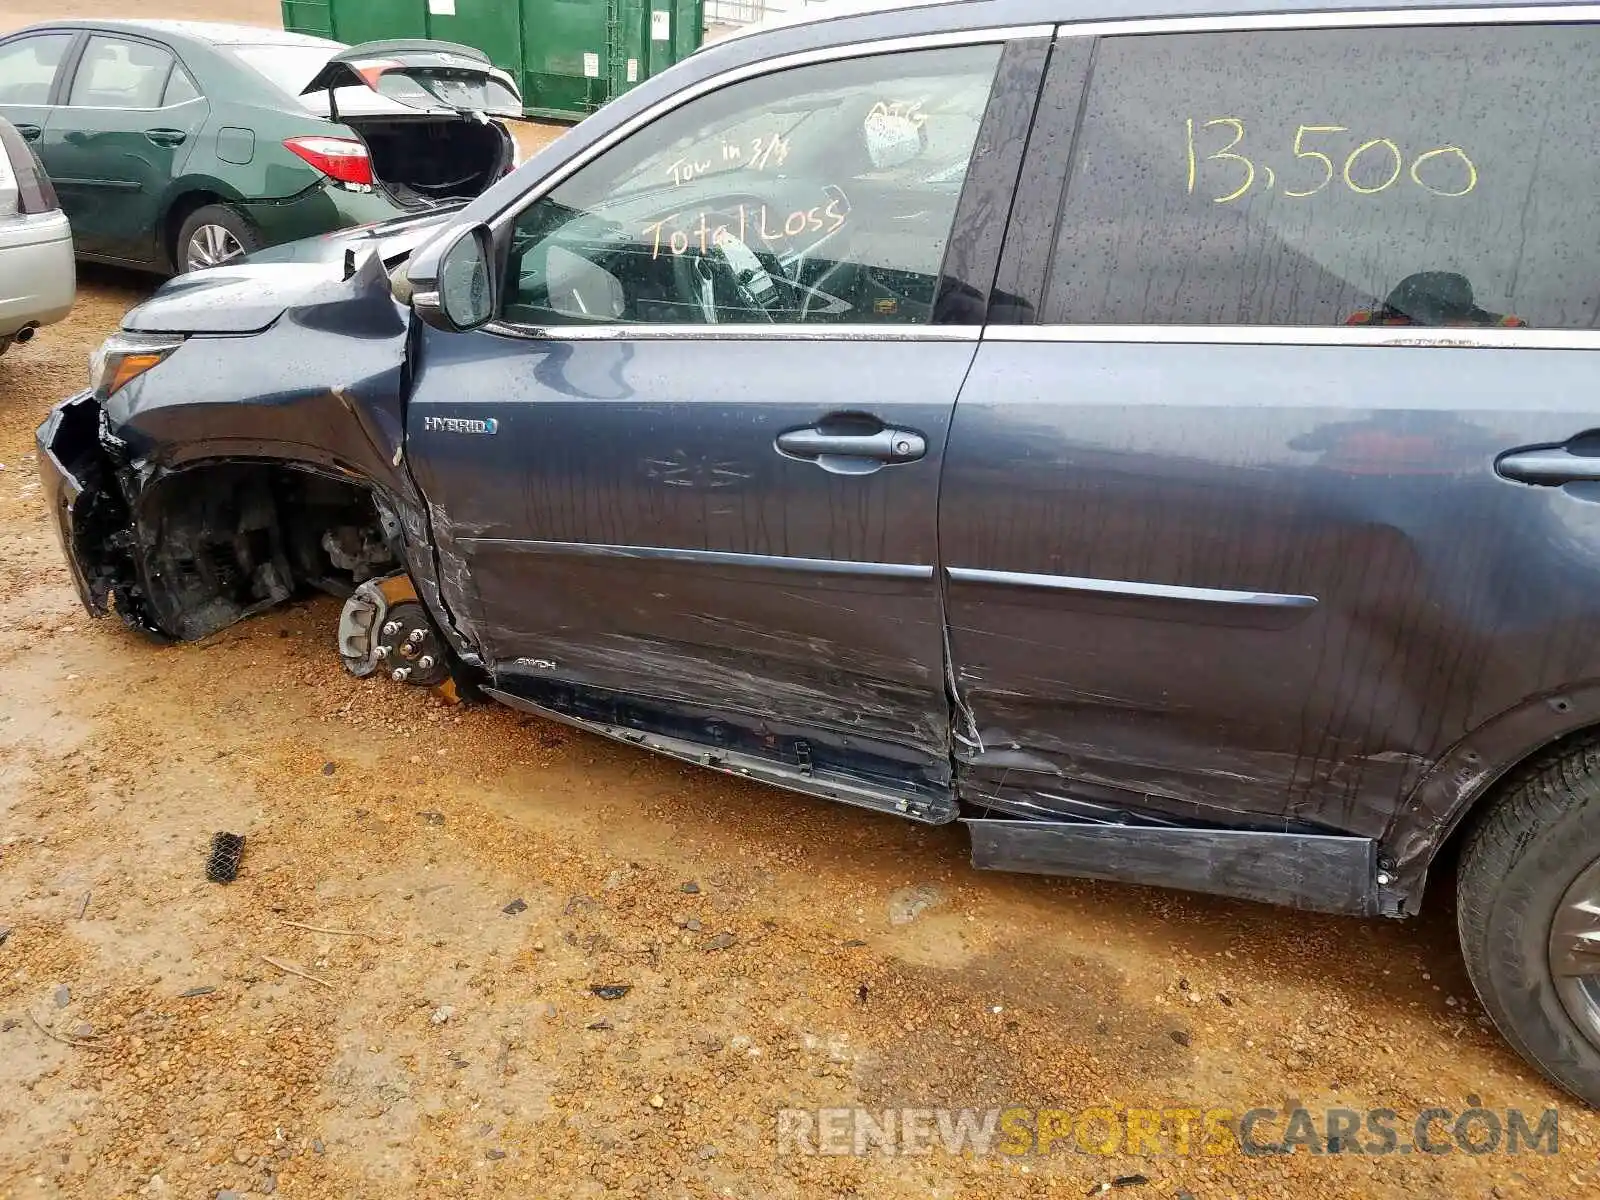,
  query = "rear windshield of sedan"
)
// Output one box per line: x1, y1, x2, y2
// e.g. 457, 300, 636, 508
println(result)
229, 45, 335, 97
